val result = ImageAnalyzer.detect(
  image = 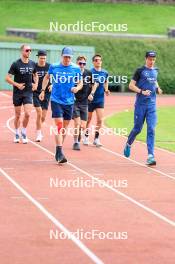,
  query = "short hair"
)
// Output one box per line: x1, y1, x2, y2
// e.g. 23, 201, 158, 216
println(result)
20, 44, 30, 51
76, 55, 87, 62
92, 54, 102, 61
